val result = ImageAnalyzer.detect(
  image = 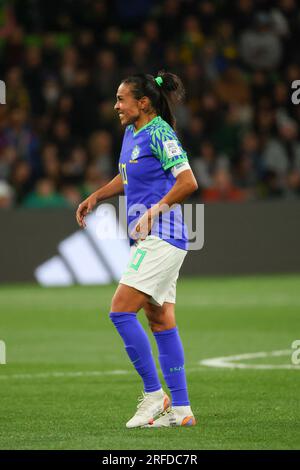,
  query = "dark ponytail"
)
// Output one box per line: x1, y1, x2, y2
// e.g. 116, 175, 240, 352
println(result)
121, 71, 185, 130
